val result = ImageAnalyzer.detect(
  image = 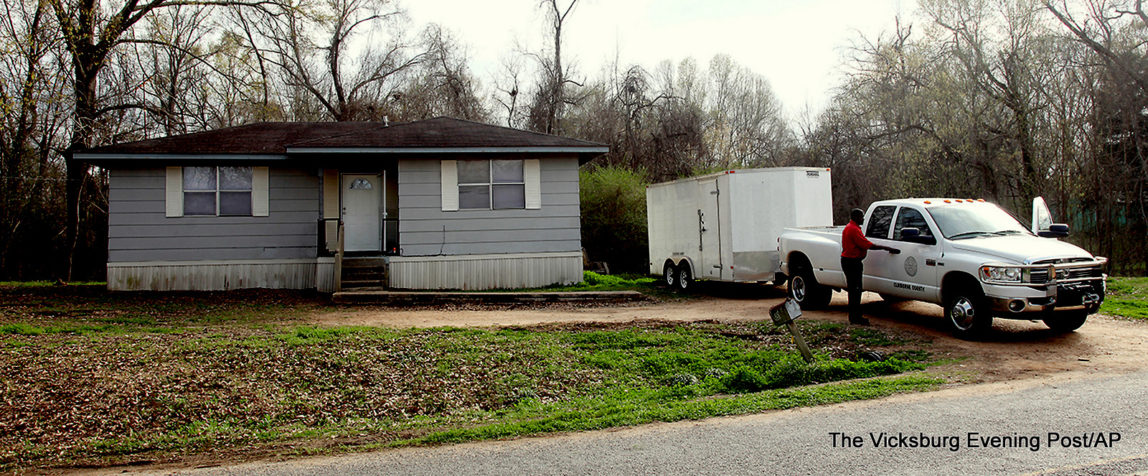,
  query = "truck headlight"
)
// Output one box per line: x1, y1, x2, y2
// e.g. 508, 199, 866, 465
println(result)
980, 266, 1022, 283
